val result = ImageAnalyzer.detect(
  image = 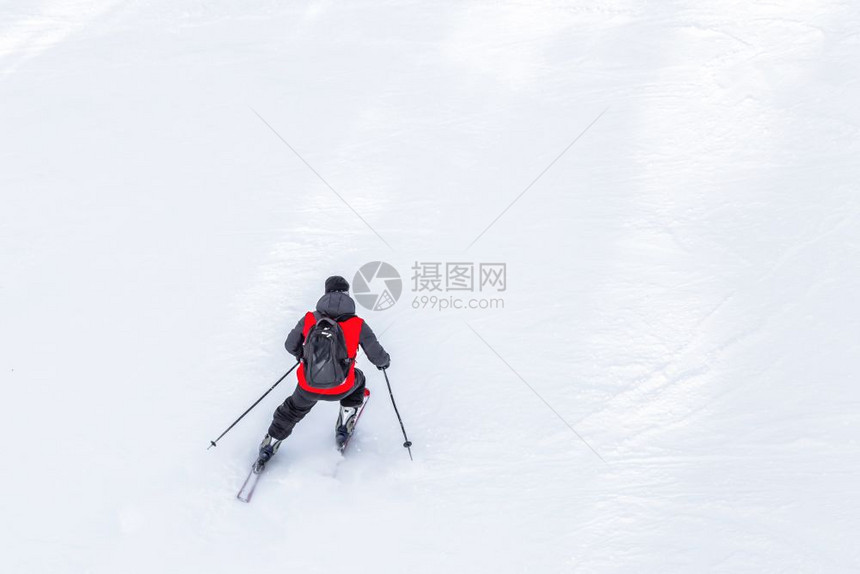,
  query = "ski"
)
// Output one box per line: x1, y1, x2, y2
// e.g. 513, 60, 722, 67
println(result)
237, 388, 370, 501
237, 459, 267, 503
337, 388, 371, 454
